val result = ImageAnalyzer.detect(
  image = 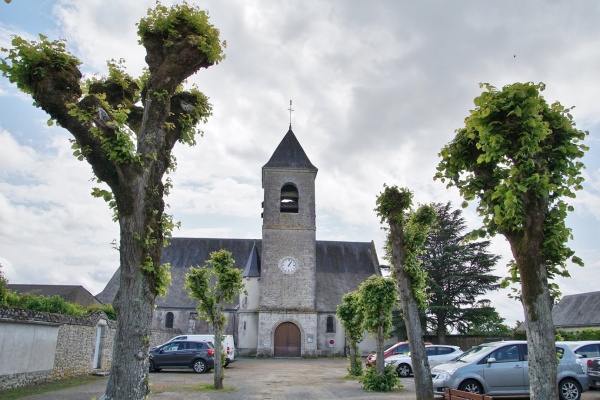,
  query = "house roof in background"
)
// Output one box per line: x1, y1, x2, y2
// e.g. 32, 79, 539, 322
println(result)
7, 284, 101, 307
552, 291, 600, 328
